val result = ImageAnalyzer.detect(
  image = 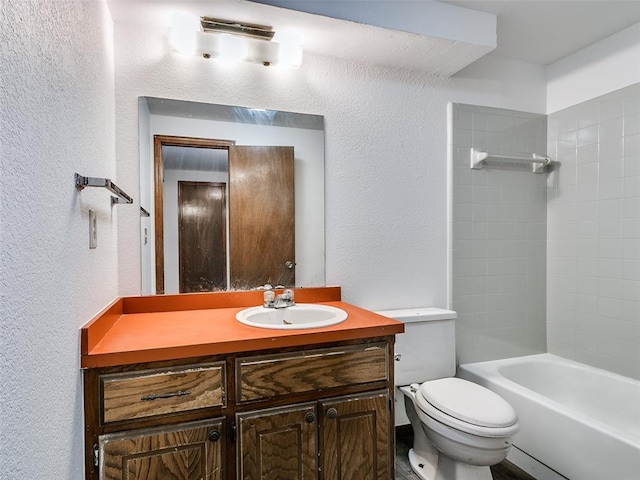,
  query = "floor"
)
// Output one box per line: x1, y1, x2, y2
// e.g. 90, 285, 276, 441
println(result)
395, 431, 537, 480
